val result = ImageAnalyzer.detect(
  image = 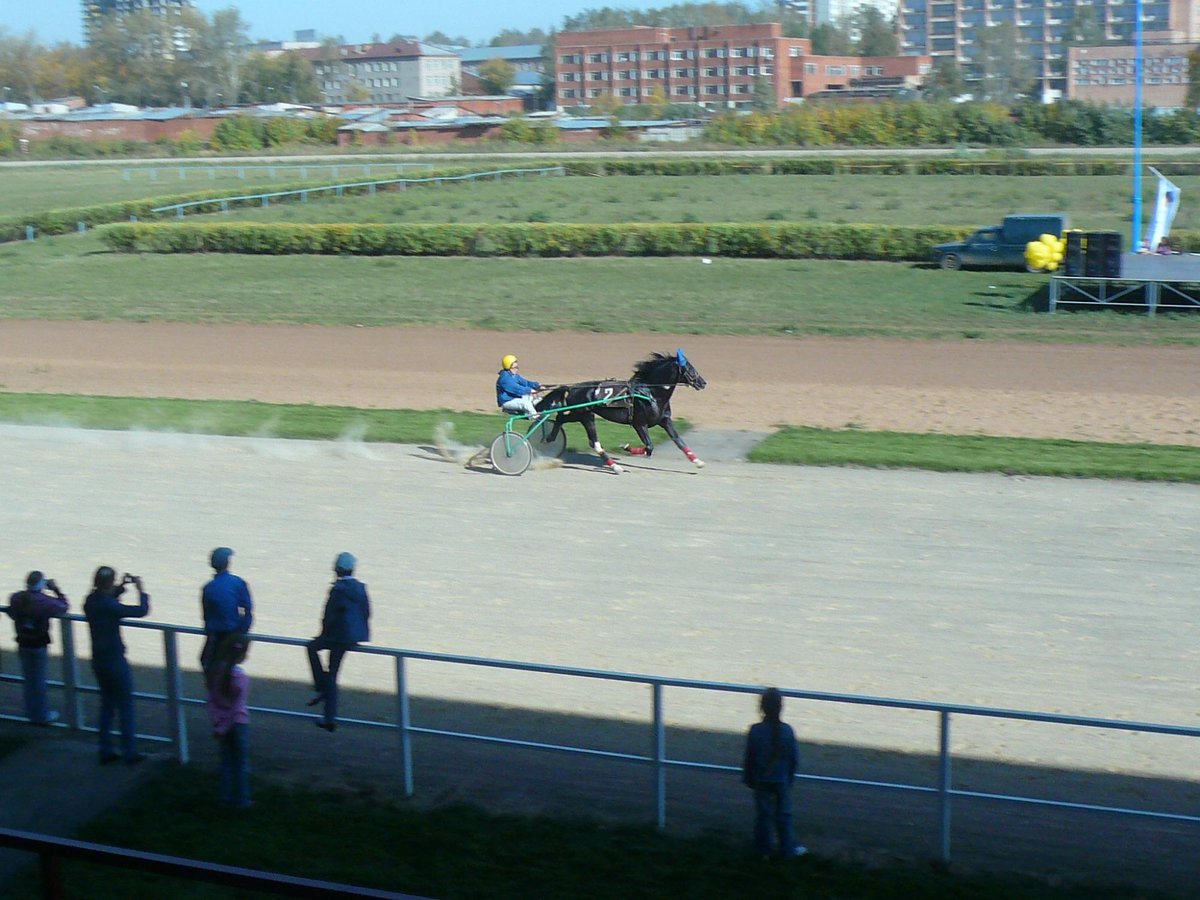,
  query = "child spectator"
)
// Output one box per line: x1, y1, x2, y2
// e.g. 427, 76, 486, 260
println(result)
206, 635, 251, 808
742, 687, 806, 860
